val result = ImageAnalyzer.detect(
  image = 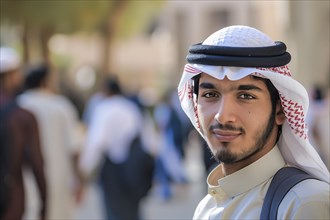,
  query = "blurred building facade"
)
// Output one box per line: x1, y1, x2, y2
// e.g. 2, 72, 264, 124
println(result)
1, 1, 328, 98
157, 1, 329, 90
108, 1, 329, 98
